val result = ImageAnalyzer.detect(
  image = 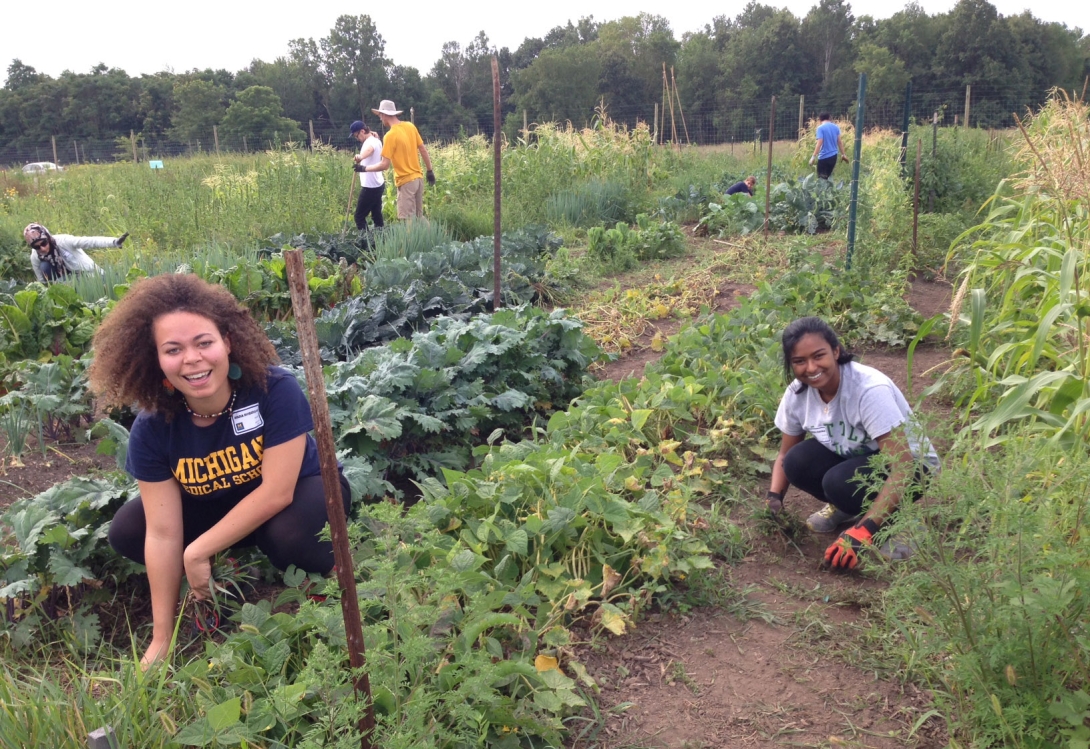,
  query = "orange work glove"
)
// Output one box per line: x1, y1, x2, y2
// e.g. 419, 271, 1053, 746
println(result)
824, 518, 879, 569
